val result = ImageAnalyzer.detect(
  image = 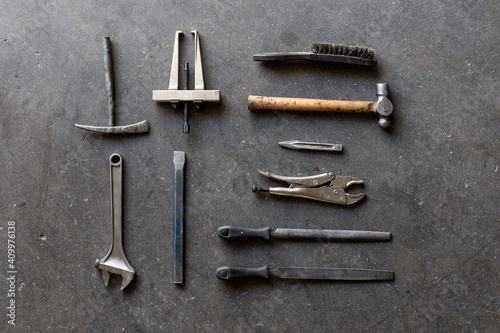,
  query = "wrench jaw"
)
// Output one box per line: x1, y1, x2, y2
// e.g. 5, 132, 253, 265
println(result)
96, 256, 135, 290
101, 269, 110, 287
